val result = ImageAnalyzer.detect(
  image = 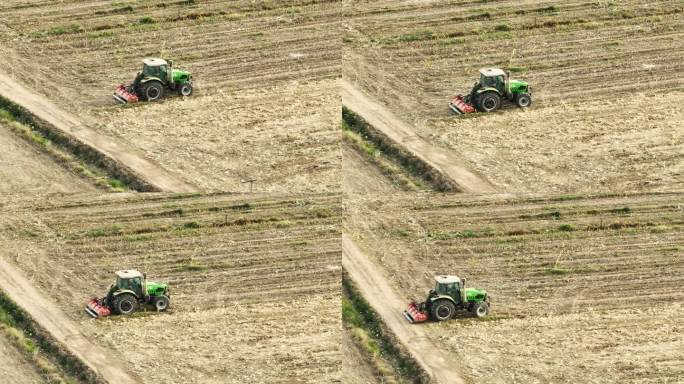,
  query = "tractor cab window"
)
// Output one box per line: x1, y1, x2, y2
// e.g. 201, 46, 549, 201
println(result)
436, 282, 459, 295
481, 75, 504, 90
116, 277, 129, 290
143, 65, 166, 78
116, 277, 142, 294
